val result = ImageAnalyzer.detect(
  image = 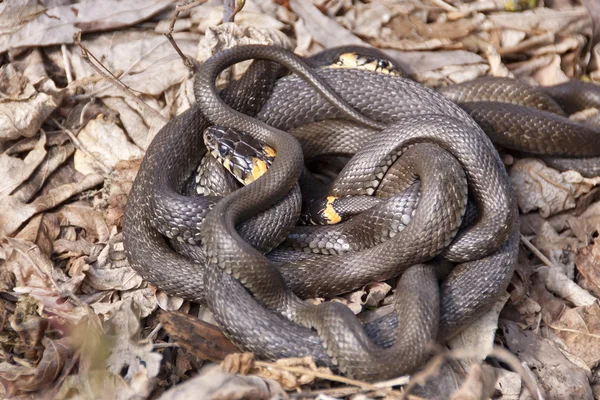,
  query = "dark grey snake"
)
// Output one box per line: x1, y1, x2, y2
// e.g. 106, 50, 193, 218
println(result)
122, 44, 600, 380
